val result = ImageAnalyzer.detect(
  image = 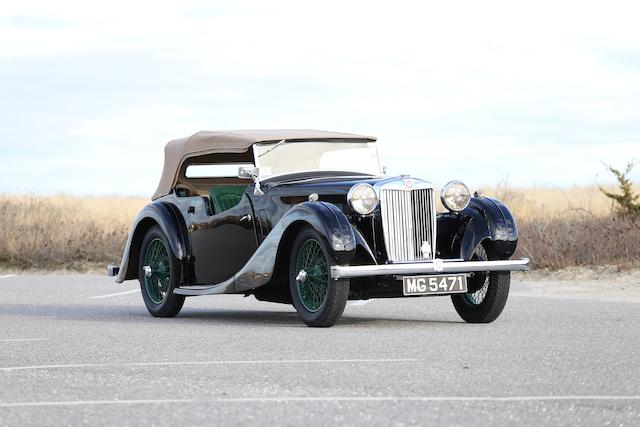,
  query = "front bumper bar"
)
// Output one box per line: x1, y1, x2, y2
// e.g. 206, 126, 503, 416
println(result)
331, 258, 530, 279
